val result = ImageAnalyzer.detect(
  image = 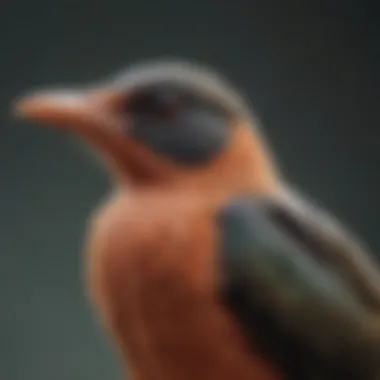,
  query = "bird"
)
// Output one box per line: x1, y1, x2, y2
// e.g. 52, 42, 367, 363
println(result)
12, 60, 380, 380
